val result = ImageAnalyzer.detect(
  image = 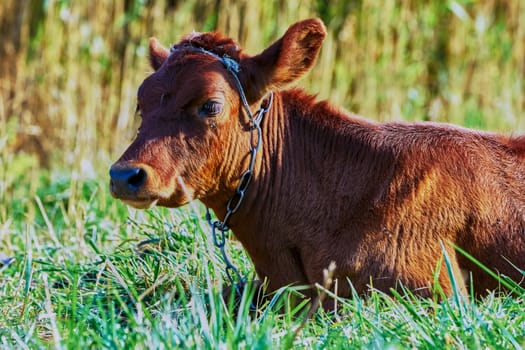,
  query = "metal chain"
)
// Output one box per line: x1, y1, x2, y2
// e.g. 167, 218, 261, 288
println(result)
169, 45, 274, 297
192, 46, 274, 295
205, 91, 273, 295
